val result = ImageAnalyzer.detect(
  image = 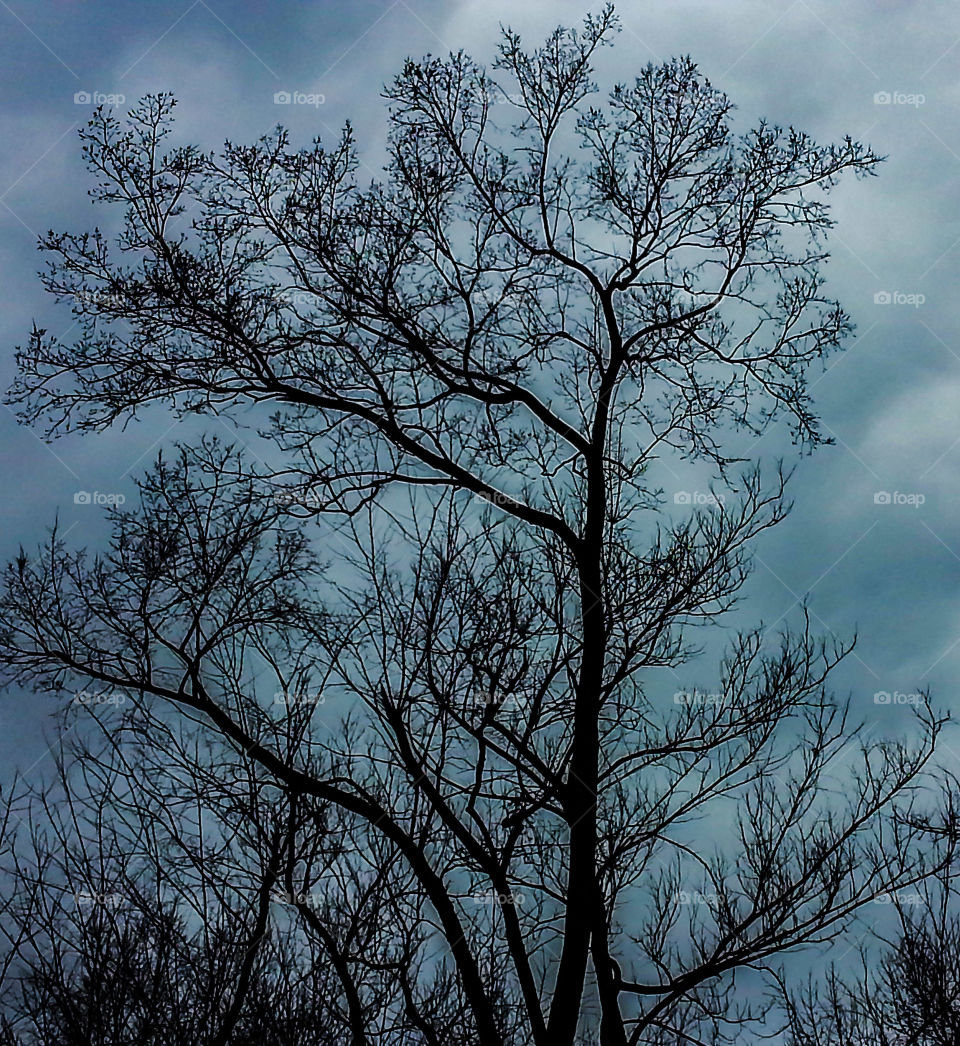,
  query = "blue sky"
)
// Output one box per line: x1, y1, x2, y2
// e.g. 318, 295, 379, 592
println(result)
1, 0, 959, 788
